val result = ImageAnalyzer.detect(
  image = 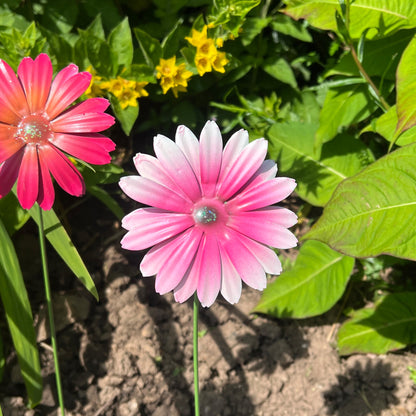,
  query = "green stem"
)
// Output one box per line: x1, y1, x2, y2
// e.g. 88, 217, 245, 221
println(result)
193, 293, 200, 416
38, 205, 65, 416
